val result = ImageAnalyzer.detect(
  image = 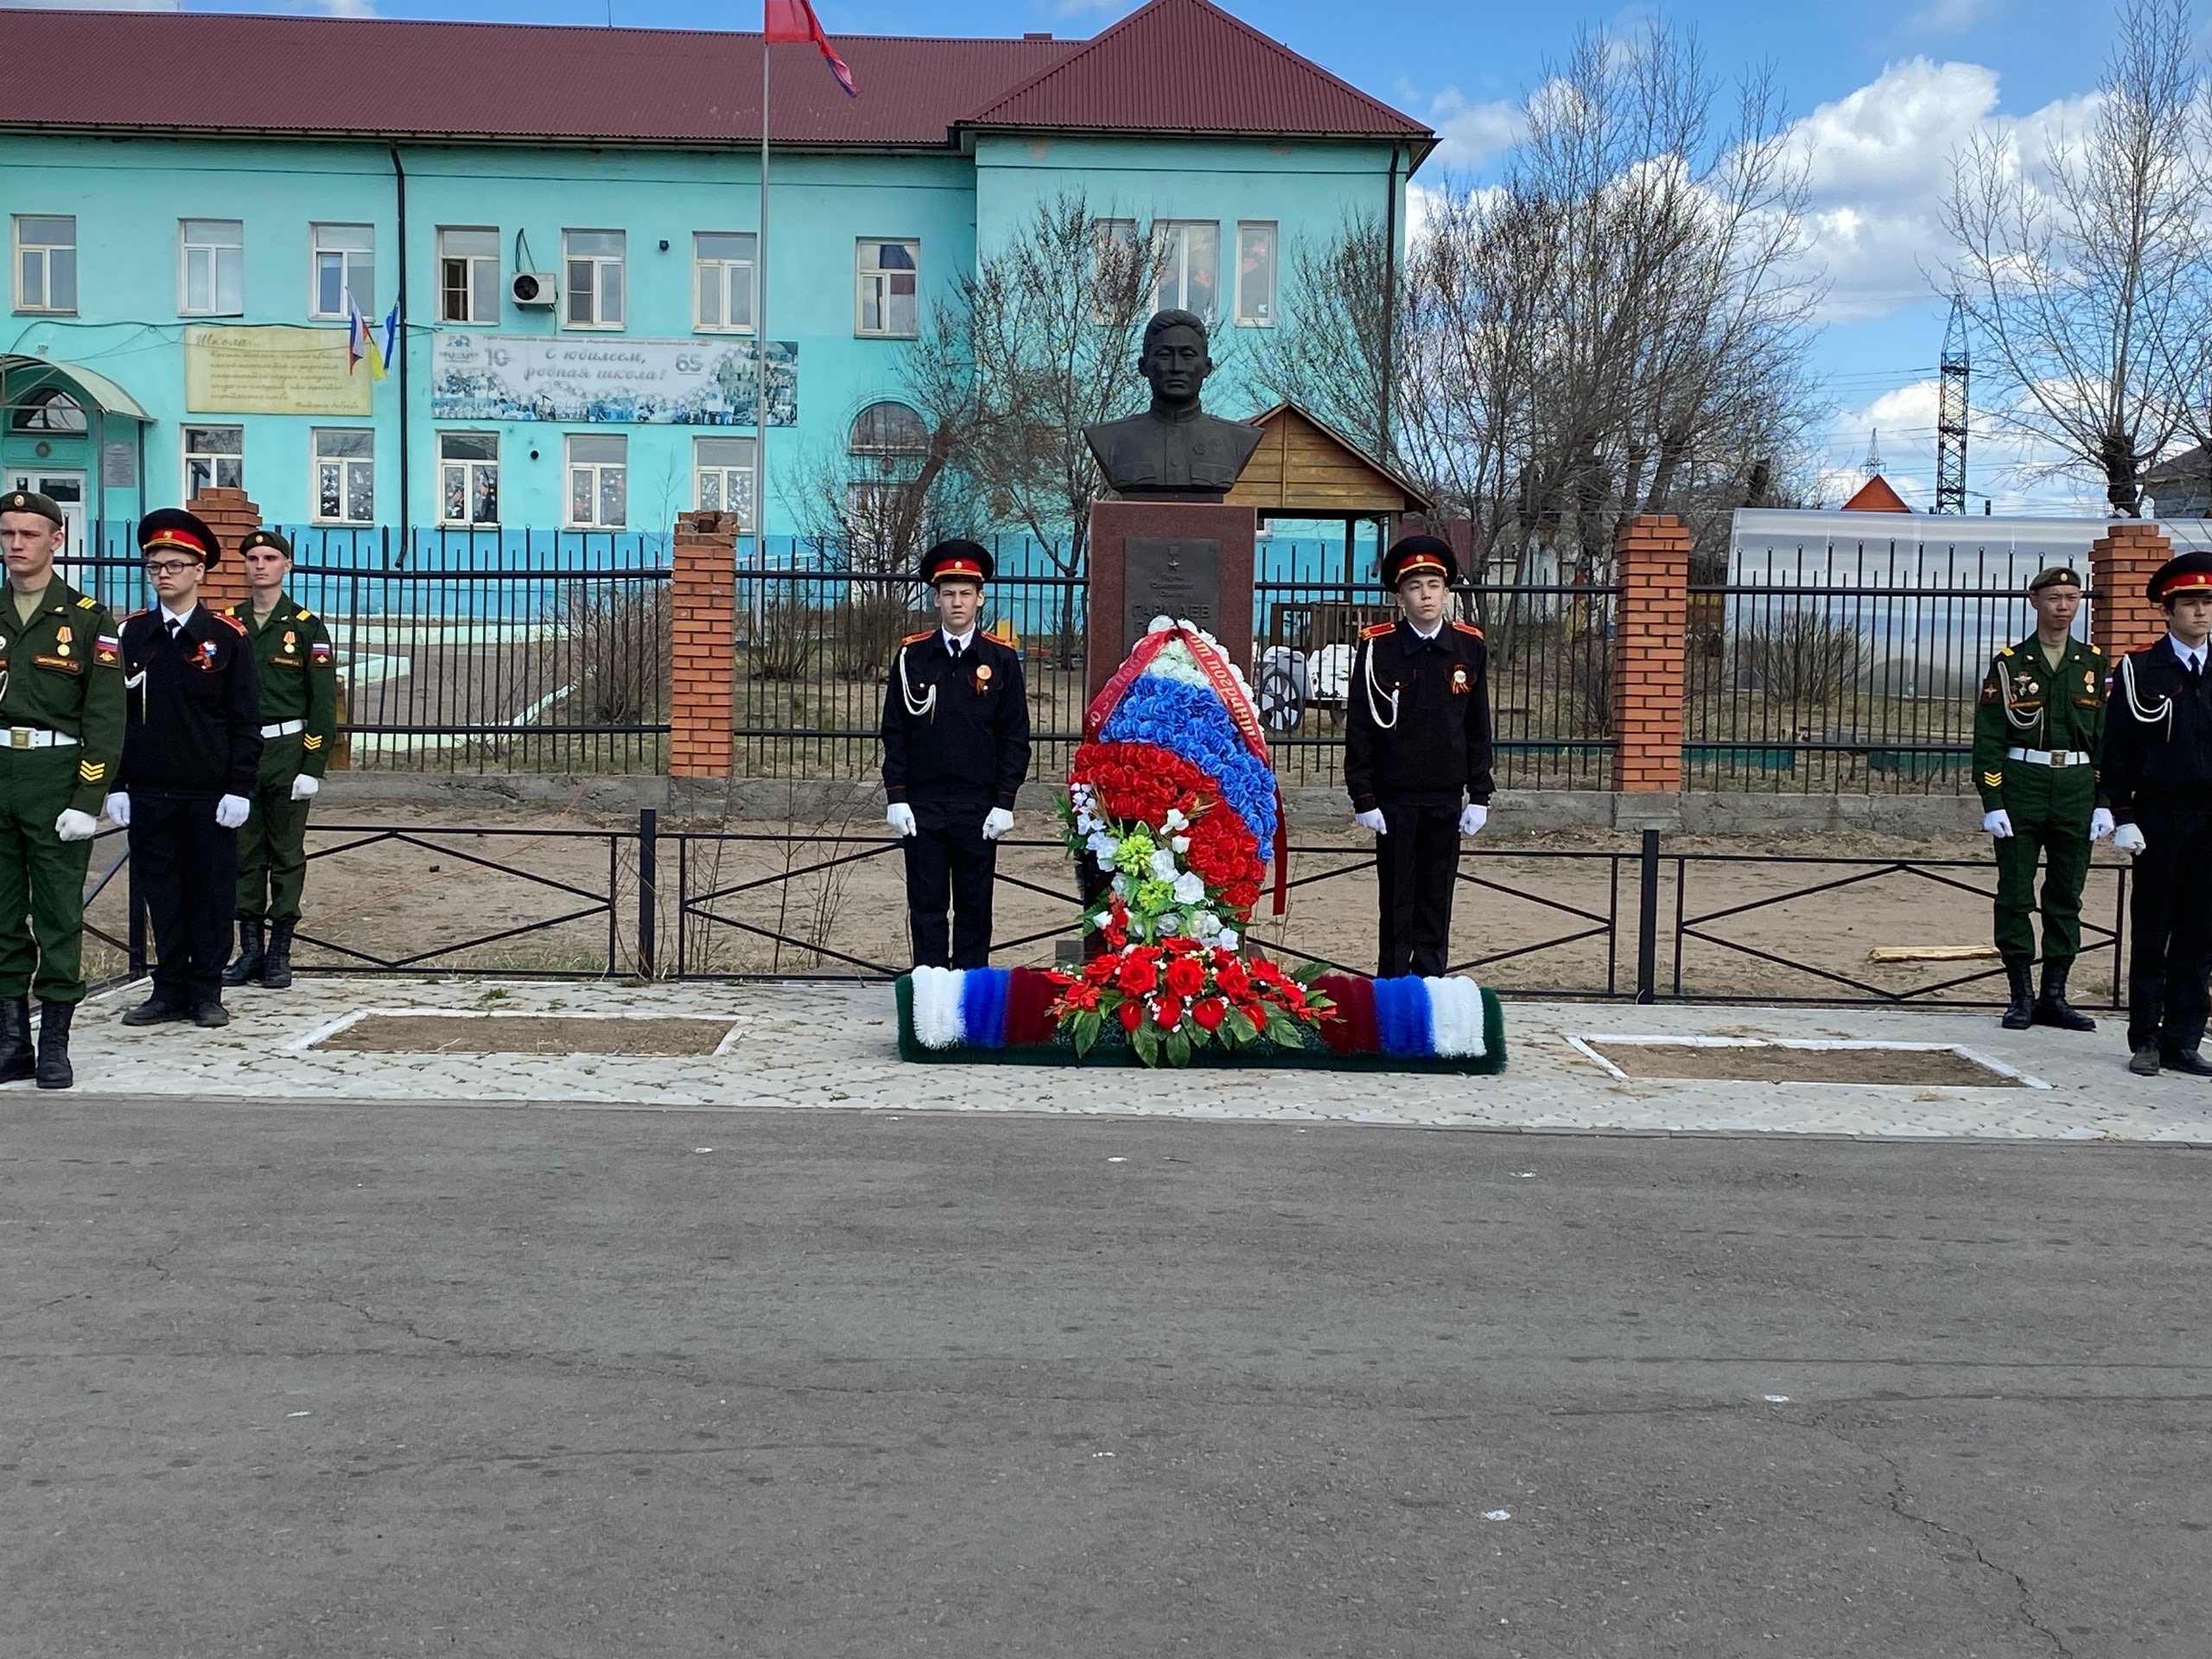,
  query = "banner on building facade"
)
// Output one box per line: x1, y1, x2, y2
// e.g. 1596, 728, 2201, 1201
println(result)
184, 326, 372, 416
429, 334, 798, 426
